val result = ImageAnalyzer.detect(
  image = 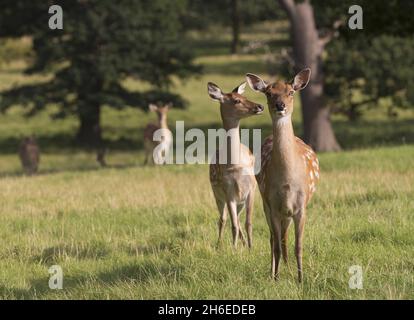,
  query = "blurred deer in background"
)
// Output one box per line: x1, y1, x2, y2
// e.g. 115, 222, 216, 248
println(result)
208, 82, 264, 248
19, 136, 40, 175
246, 69, 319, 282
143, 103, 173, 165
96, 148, 107, 167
